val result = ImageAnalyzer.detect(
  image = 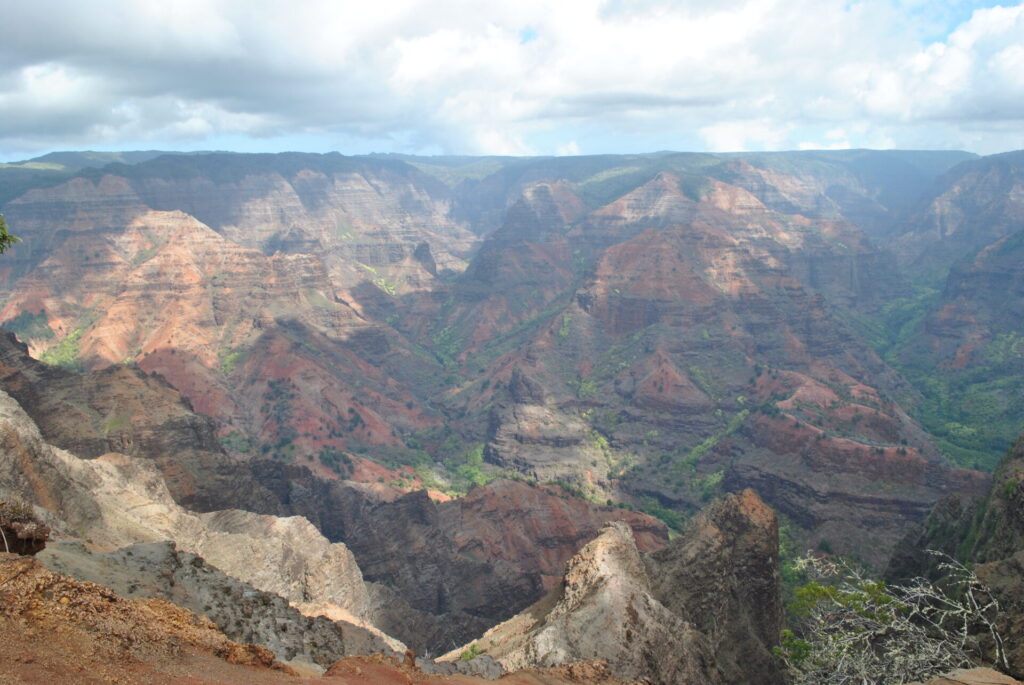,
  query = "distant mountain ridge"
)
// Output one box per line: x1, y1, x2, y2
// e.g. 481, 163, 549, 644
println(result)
0, 147, 1016, 570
